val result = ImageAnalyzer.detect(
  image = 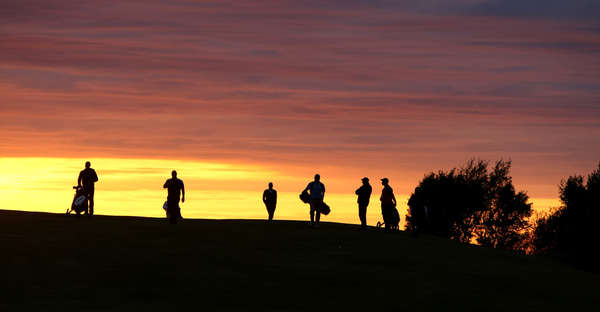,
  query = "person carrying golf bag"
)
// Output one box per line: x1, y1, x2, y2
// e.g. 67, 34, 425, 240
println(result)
303, 174, 326, 227
163, 170, 185, 224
